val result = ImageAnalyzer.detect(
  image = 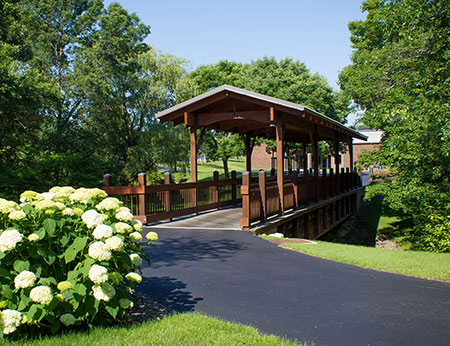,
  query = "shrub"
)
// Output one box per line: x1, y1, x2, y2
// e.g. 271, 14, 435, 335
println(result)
0, 187, 157, 337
